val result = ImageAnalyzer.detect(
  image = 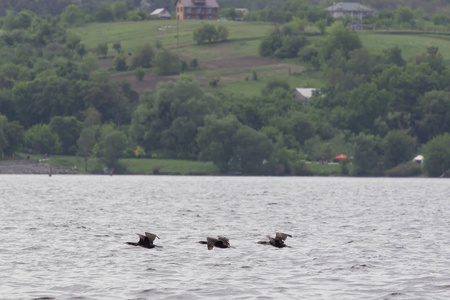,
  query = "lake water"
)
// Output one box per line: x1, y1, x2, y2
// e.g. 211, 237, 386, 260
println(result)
1, 175, 449, 299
